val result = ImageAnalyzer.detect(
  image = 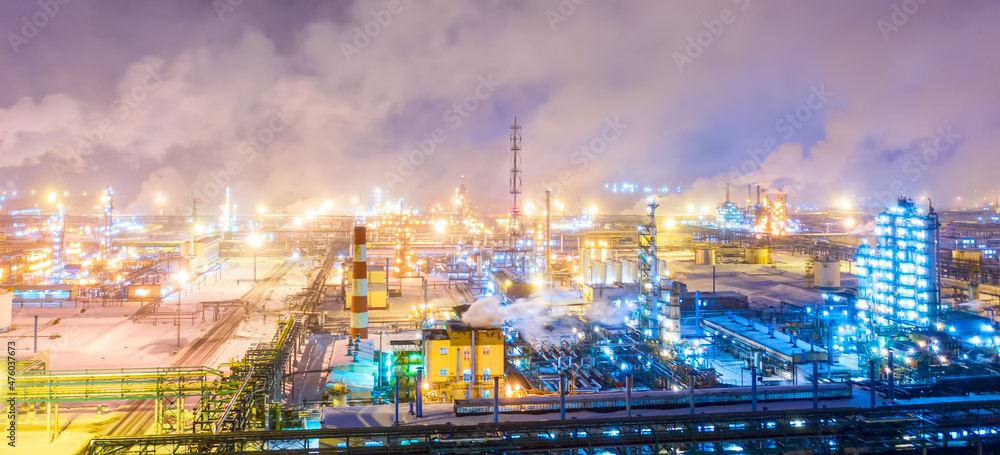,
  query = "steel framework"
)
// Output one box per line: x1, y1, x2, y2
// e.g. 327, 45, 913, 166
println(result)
85, 399, 1000, 454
